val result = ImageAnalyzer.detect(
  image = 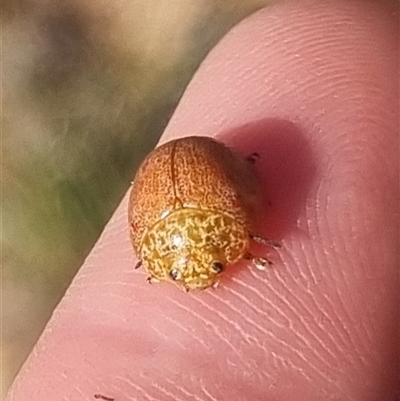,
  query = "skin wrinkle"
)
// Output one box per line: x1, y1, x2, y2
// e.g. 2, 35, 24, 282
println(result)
118, 376, 159, 401
269, 350, 314, 384
160, 314, 210, 350
226, 283, 292, 331
327, 215, 370, 345
149, 325, 184, 349
67, 298, 127, 322
293, 230, 352, 346
144, 378, 185, 401
207, 292, 267, 343
186, 16, 376, 125
269, 244, 369, 373
266, 274, 343, 365
161, 373, 213, 401
74, 389, 86, 401
322, 287, 367, 369
229, 272, 341, 364
251, 361, 276, 386
227, 284, 347, 383
300, 239, 321, 288
250, 272, 346, 374
315, 185, 363, 331
307, 244, 358, 354
181, 294, 261, 356
211, 296, 331, 388
164, 296, 245, 362
163, 377, 207, 401
199, 381, 220, 401
209, 290, 286, 347
72, 376, 101, 401
70, 265, 133, 297
327, 286, 362, 364
313, 253, 361, 352
36, 357, 76, 399
225, 277, 338, 387
357, 318, 376, 367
